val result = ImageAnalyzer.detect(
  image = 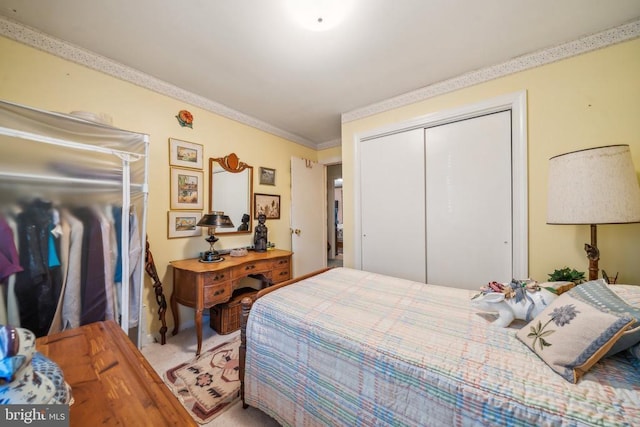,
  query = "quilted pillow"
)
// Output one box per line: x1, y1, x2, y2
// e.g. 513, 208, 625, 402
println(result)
609, 284, 640, 358
516, 291, 633, 383
568, 280, 640, 357
609, 284, 640, 308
